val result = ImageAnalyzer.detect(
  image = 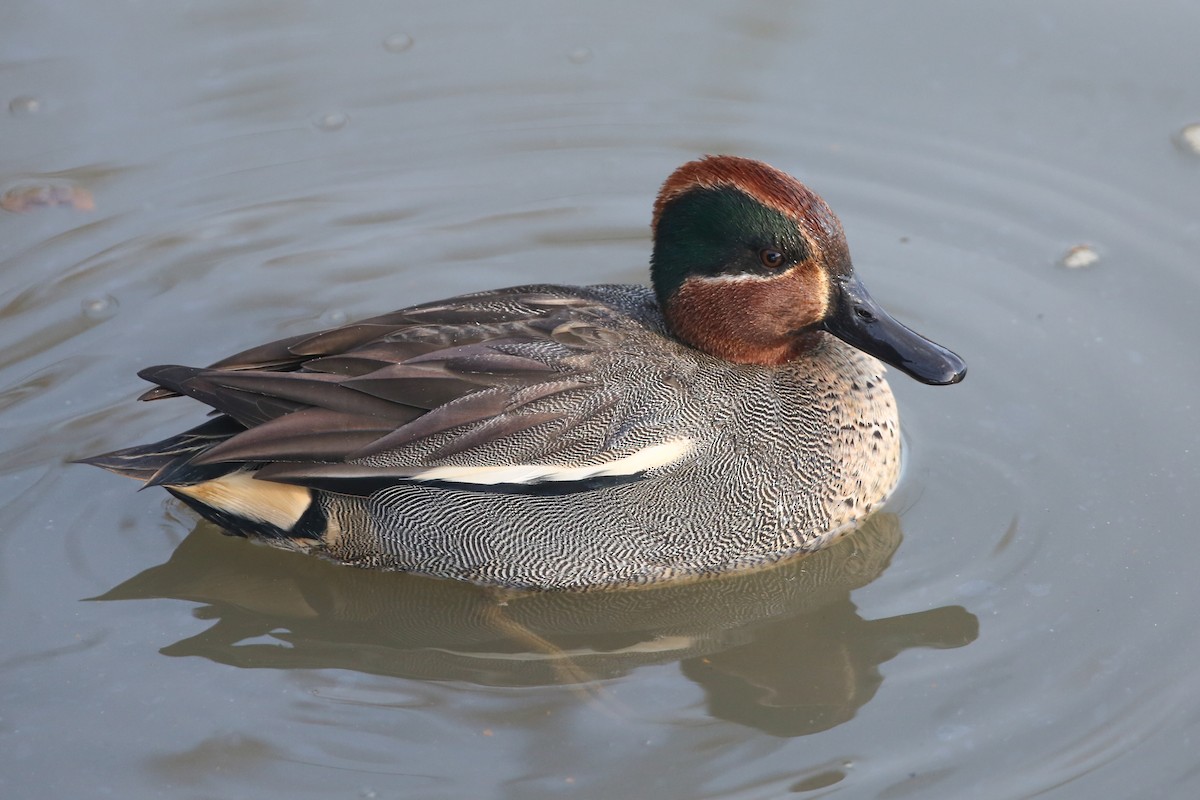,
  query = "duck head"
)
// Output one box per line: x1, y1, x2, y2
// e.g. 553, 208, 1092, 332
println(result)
650, 156, 966, 385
